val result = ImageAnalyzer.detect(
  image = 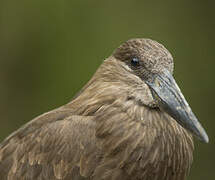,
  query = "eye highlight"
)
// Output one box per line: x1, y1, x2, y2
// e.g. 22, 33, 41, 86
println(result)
131, 57, 140, 66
